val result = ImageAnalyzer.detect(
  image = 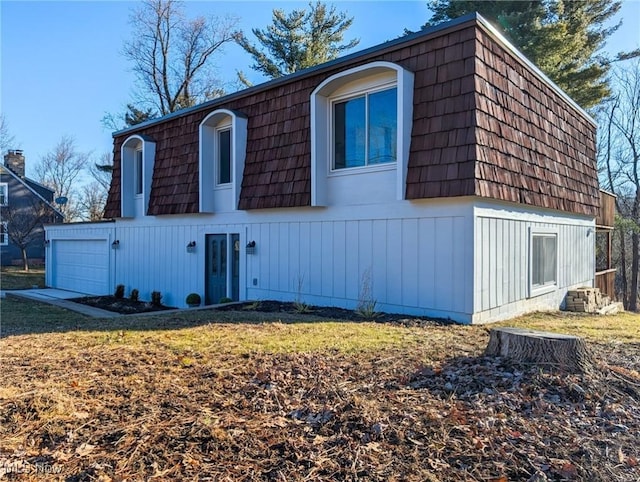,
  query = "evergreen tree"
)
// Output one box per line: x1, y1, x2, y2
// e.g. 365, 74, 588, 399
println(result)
124, 104, 156, 127
423, 0, 638, 109
237, 1, 359, 80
